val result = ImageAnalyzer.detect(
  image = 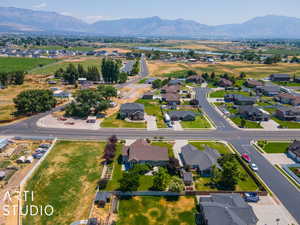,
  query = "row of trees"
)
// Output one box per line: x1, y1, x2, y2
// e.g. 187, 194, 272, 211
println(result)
0, 71, 26, 86
65, 85, 117, 118
130, 59, 140, 75
55, 64, 101, 84
101, 58, 128, 83
13, 89, 57, 115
